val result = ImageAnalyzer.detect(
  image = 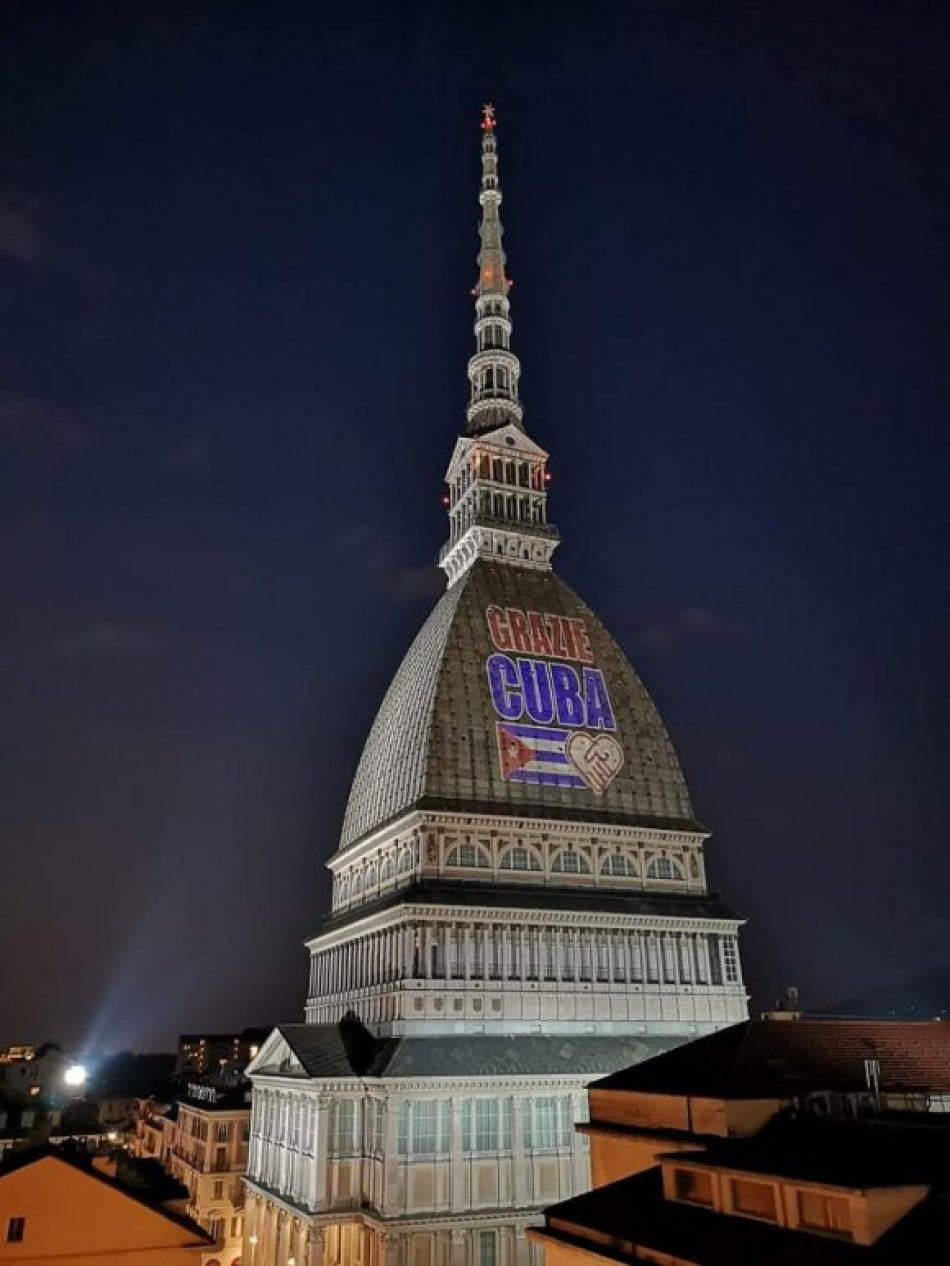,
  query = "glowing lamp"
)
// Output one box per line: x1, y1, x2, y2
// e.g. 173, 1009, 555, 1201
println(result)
64, 1064, 87, 1087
